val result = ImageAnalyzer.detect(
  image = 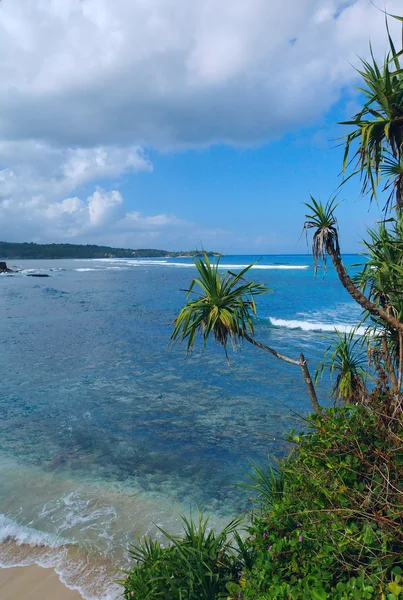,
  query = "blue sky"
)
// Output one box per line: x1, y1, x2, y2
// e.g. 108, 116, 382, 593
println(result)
116, 101, 382, 254
0, 0, 398, 253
